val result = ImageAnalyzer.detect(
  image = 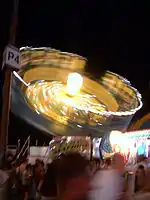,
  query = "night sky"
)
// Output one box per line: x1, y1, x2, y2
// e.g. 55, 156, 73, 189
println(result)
0, 1, 150, 145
